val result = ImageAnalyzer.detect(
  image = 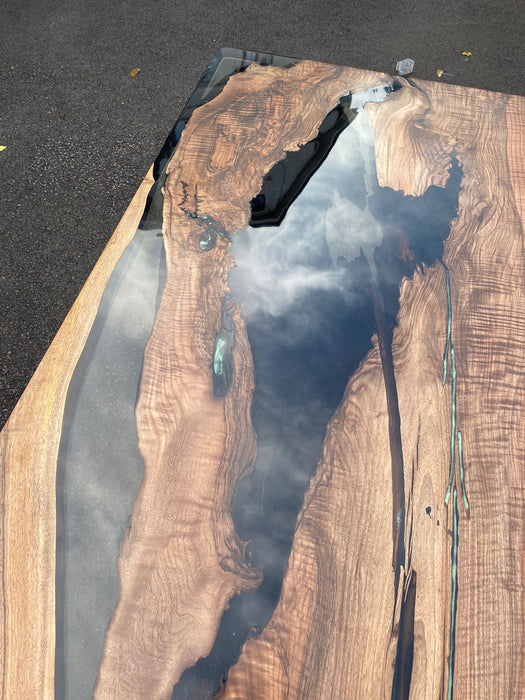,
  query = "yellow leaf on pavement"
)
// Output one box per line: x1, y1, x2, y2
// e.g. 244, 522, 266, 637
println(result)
130, 68, 141, 77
